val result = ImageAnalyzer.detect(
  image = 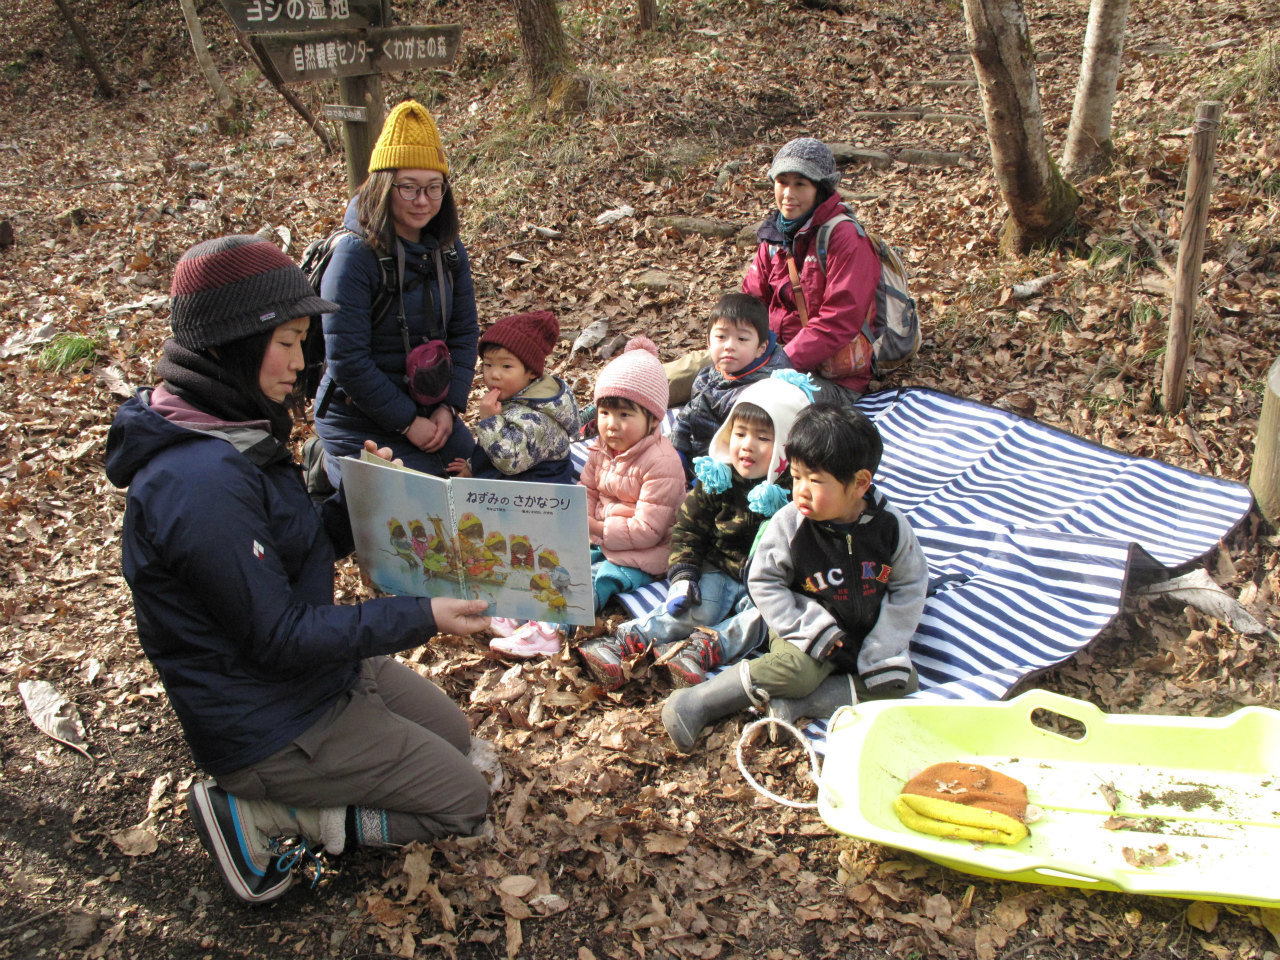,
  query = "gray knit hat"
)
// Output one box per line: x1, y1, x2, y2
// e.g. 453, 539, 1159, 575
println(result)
766, 137, 841, 191
168, 235, 337, 351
